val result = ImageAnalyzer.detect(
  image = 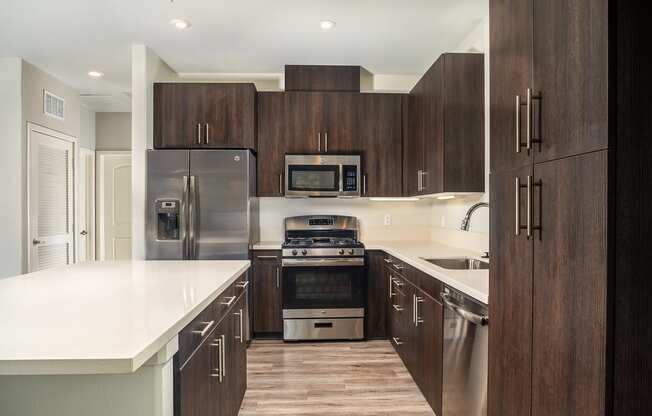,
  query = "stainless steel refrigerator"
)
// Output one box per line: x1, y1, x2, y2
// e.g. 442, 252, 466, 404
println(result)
146, 149, 259, 260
